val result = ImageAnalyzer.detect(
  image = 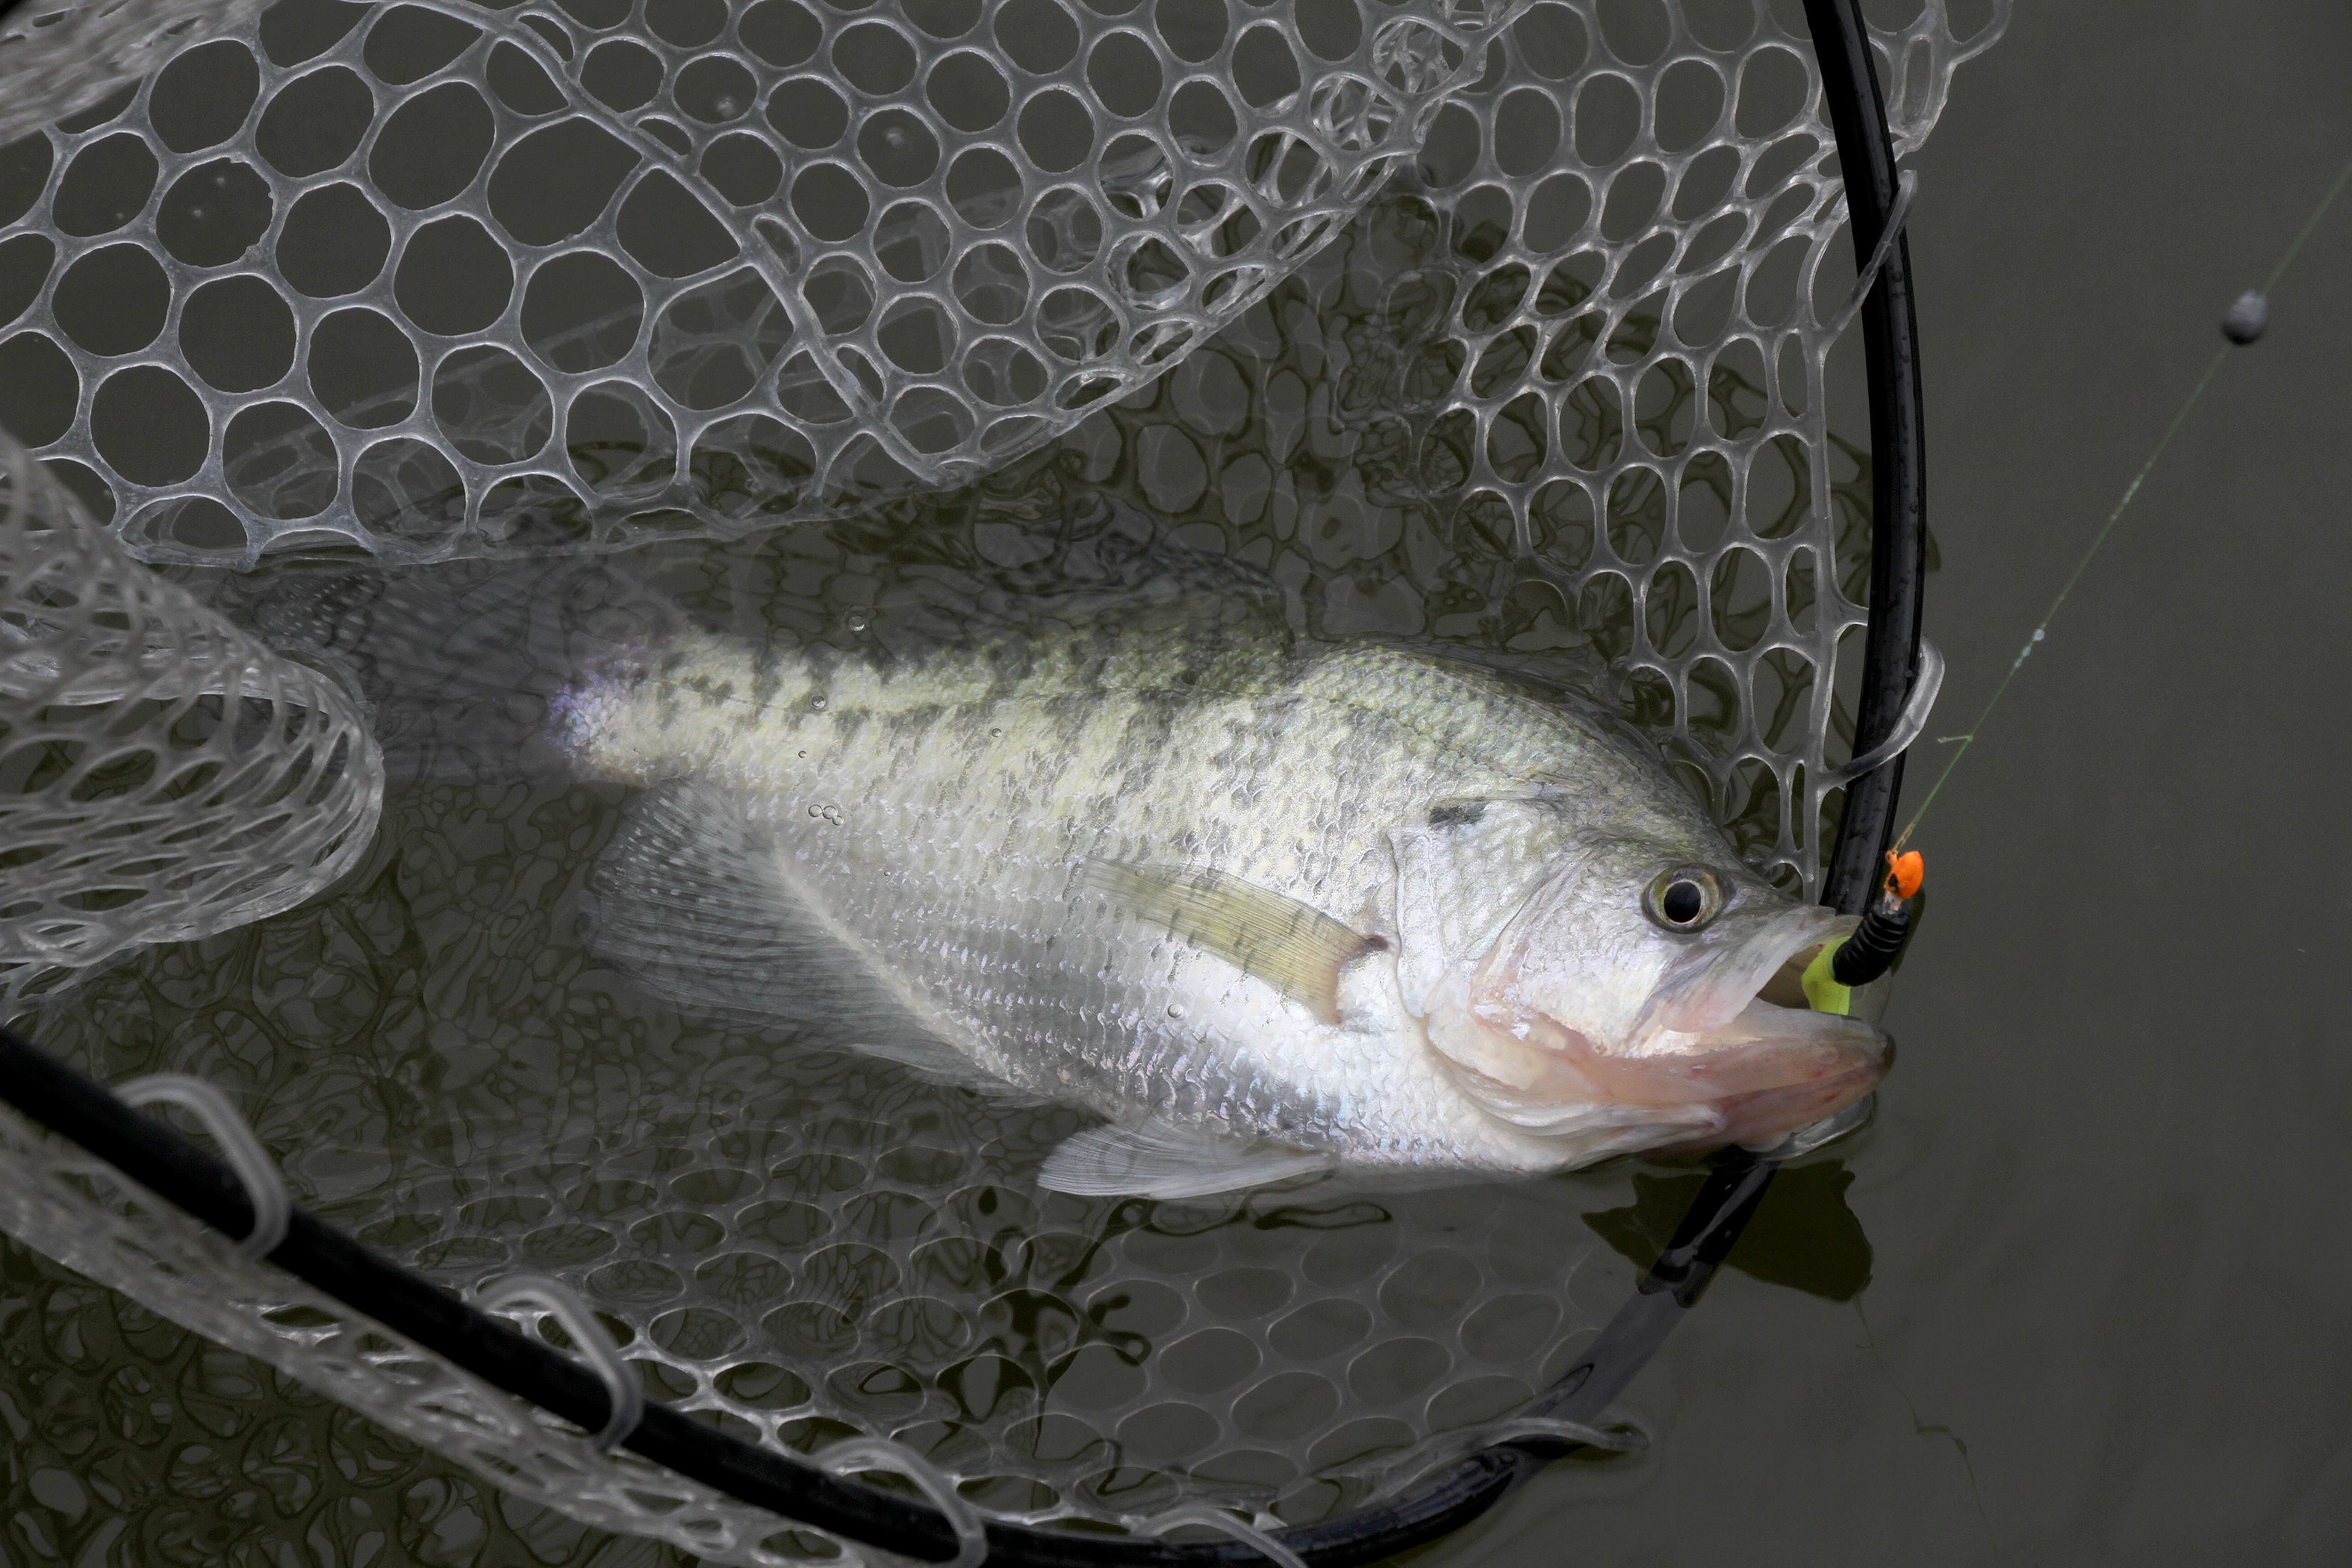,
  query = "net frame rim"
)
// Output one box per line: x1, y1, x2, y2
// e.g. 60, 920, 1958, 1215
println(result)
0, 0, 1935, 1558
